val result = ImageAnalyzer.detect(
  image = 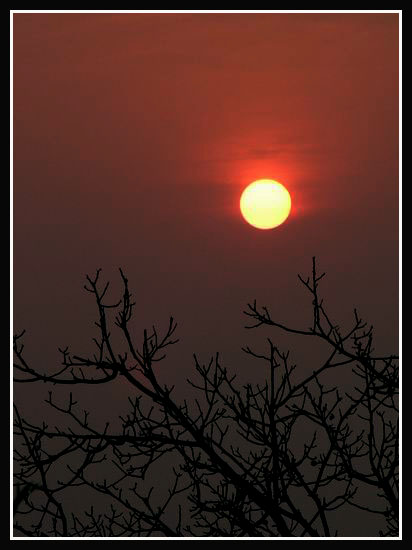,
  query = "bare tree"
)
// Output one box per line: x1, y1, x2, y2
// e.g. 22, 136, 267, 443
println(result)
13, 258, 398, 537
